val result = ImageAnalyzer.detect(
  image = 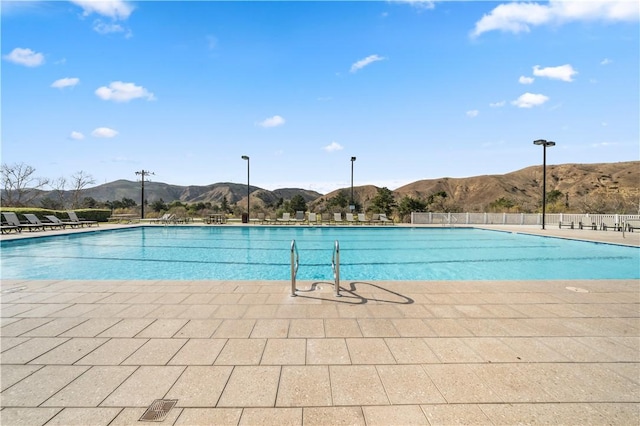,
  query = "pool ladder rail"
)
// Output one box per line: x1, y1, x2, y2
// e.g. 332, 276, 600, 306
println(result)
290, 239, 341, 297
